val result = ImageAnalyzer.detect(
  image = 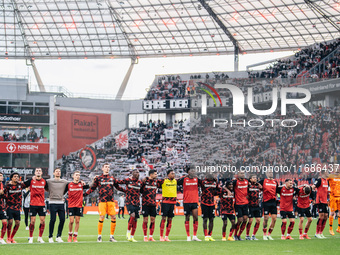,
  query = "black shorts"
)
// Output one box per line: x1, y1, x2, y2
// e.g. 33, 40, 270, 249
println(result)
235, 204, 248, 218
0, 210, 7, 220
184, 203, 198, 216
280, 211, 295, 219
201, 204, 215, 219
30, 206, 46, 217
248, 206, 261, 218
221, 214, 235, 221
297, 207, 312, 218
317, 203, 329, 214
7, 209, 20, 221
142, 205, 157, 217
69, 207, 83, 217
126, 204, 140, 219
263, 201, 277, 215
161, 203, 175, 218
